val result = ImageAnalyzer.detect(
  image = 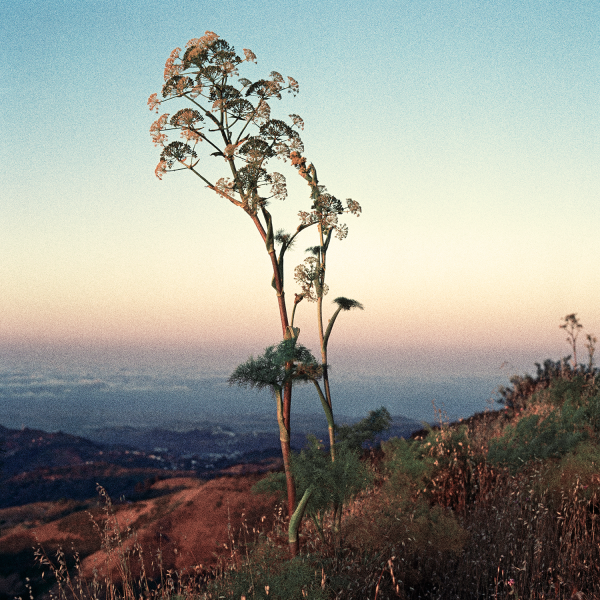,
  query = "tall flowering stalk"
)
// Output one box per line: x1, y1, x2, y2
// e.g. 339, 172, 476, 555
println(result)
148, 33, 363, 556
148, 32, 314, 556
289, 158, 363, 538
291, 152, 363, 459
